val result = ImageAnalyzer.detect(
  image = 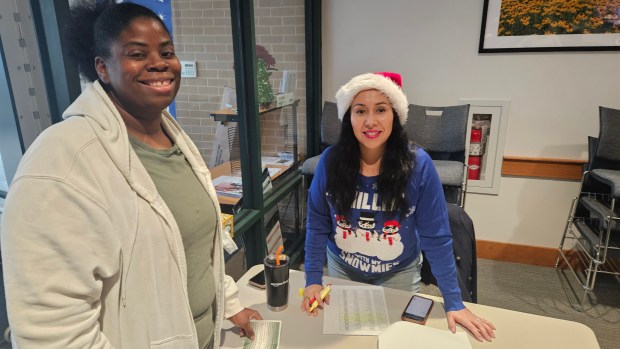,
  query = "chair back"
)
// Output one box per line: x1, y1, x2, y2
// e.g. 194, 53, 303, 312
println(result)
592, 107, 620, 171
406, 104, 470, 161
301, 101, 340, 176
588, 136, 598, 166
421, 204, 477, 302
320, 101, 340, 149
